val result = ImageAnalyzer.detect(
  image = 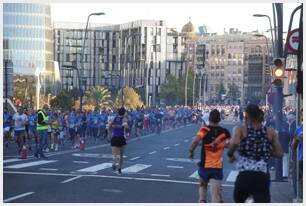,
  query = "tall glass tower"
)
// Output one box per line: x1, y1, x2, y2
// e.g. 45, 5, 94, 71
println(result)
3, 3, 57, 108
